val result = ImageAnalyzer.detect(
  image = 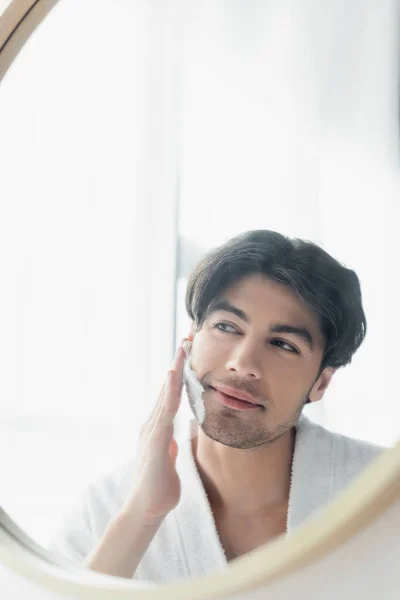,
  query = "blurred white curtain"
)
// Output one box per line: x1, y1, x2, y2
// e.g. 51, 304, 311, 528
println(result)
0, 0, 181, 543
176, 0, 400, 446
